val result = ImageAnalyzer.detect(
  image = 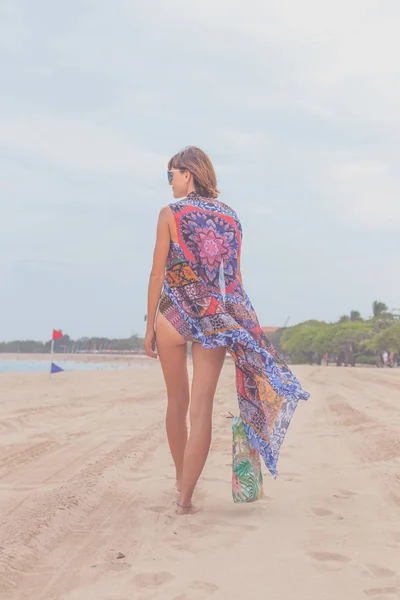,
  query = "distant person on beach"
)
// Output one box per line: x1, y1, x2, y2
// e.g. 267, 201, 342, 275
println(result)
382, 350, 388, 367
389, 350, 394, 368
144, 146, 309, 514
